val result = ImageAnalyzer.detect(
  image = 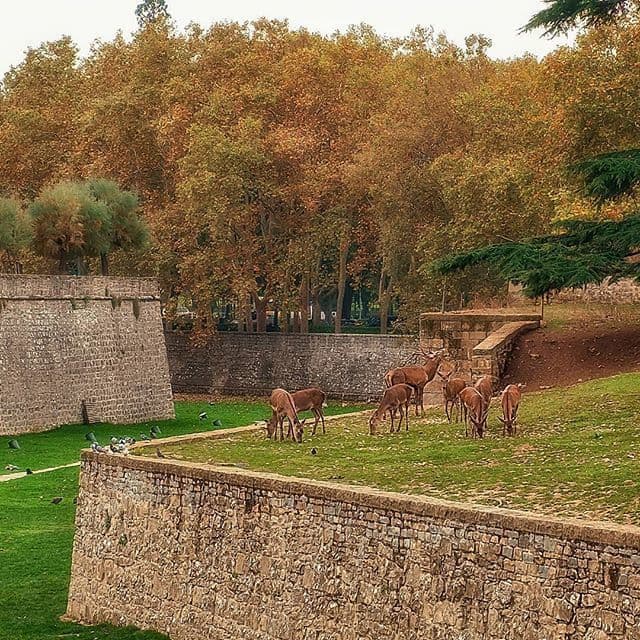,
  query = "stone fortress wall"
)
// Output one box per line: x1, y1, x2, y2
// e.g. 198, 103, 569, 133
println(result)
66, 447, 640, 640
165, 331, 418, 401
0, 275, 174, 435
